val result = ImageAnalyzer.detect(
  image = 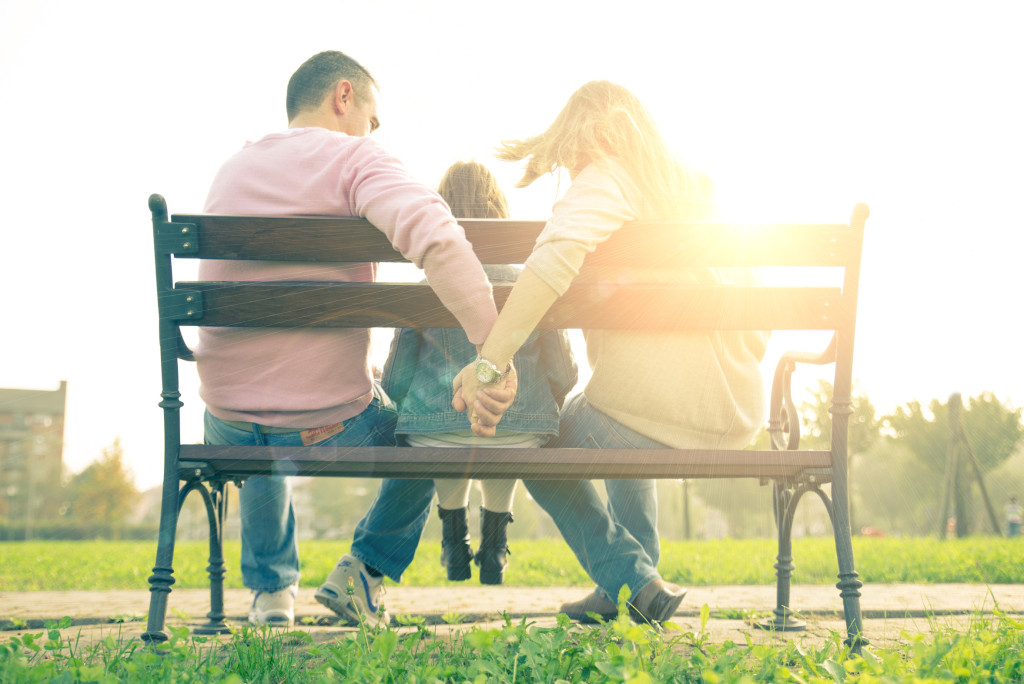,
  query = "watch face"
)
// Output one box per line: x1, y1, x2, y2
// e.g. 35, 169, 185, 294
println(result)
475, 360, 497, 384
